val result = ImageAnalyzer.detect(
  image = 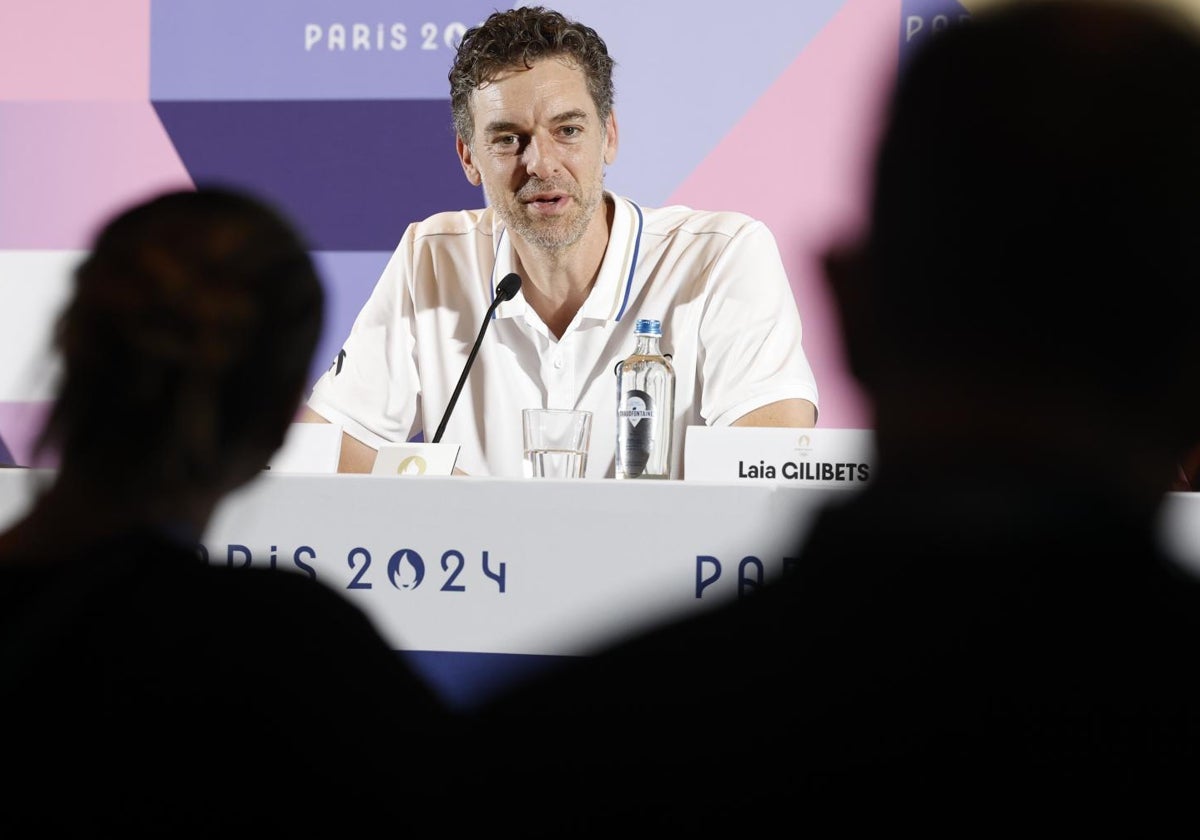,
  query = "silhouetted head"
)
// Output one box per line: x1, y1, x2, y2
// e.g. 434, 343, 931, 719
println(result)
37, 186, 323, 500
449, 5, 615, 146
833, 0, 1200, 463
